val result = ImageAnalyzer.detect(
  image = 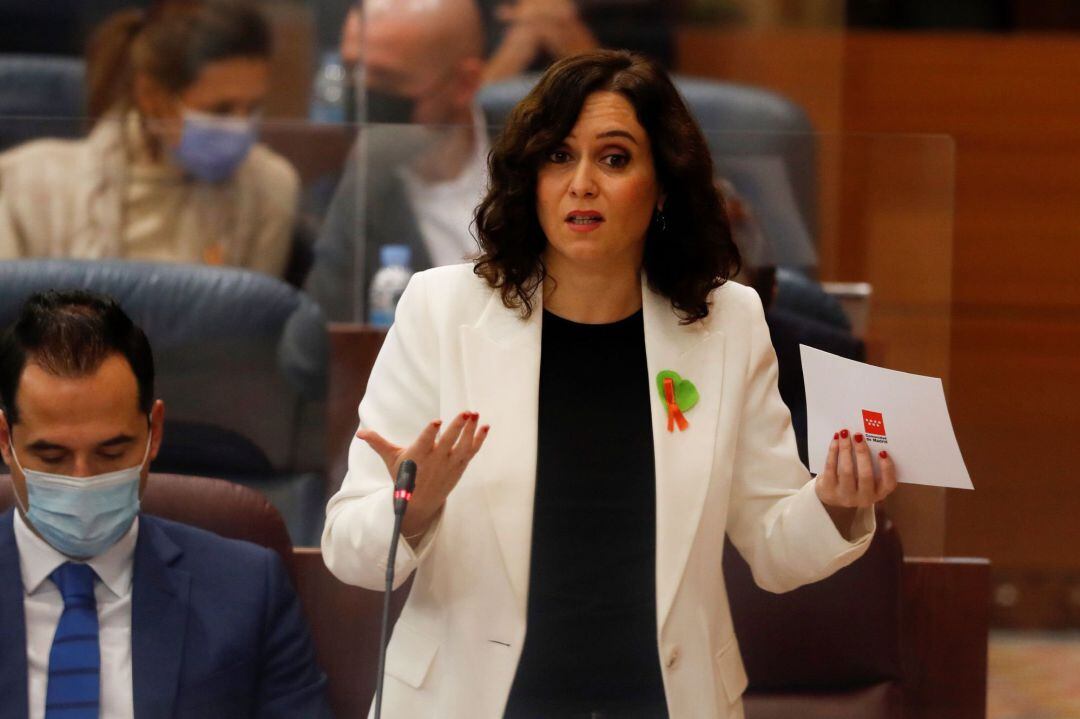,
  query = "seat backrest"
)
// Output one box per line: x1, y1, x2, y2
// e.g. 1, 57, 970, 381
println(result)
0, 473, 294, 575
723, 508, 903, 691
478, 73, 819, 268
775, 267, 852, 332
0, 54, 86, 152
0, 260, 328, 475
